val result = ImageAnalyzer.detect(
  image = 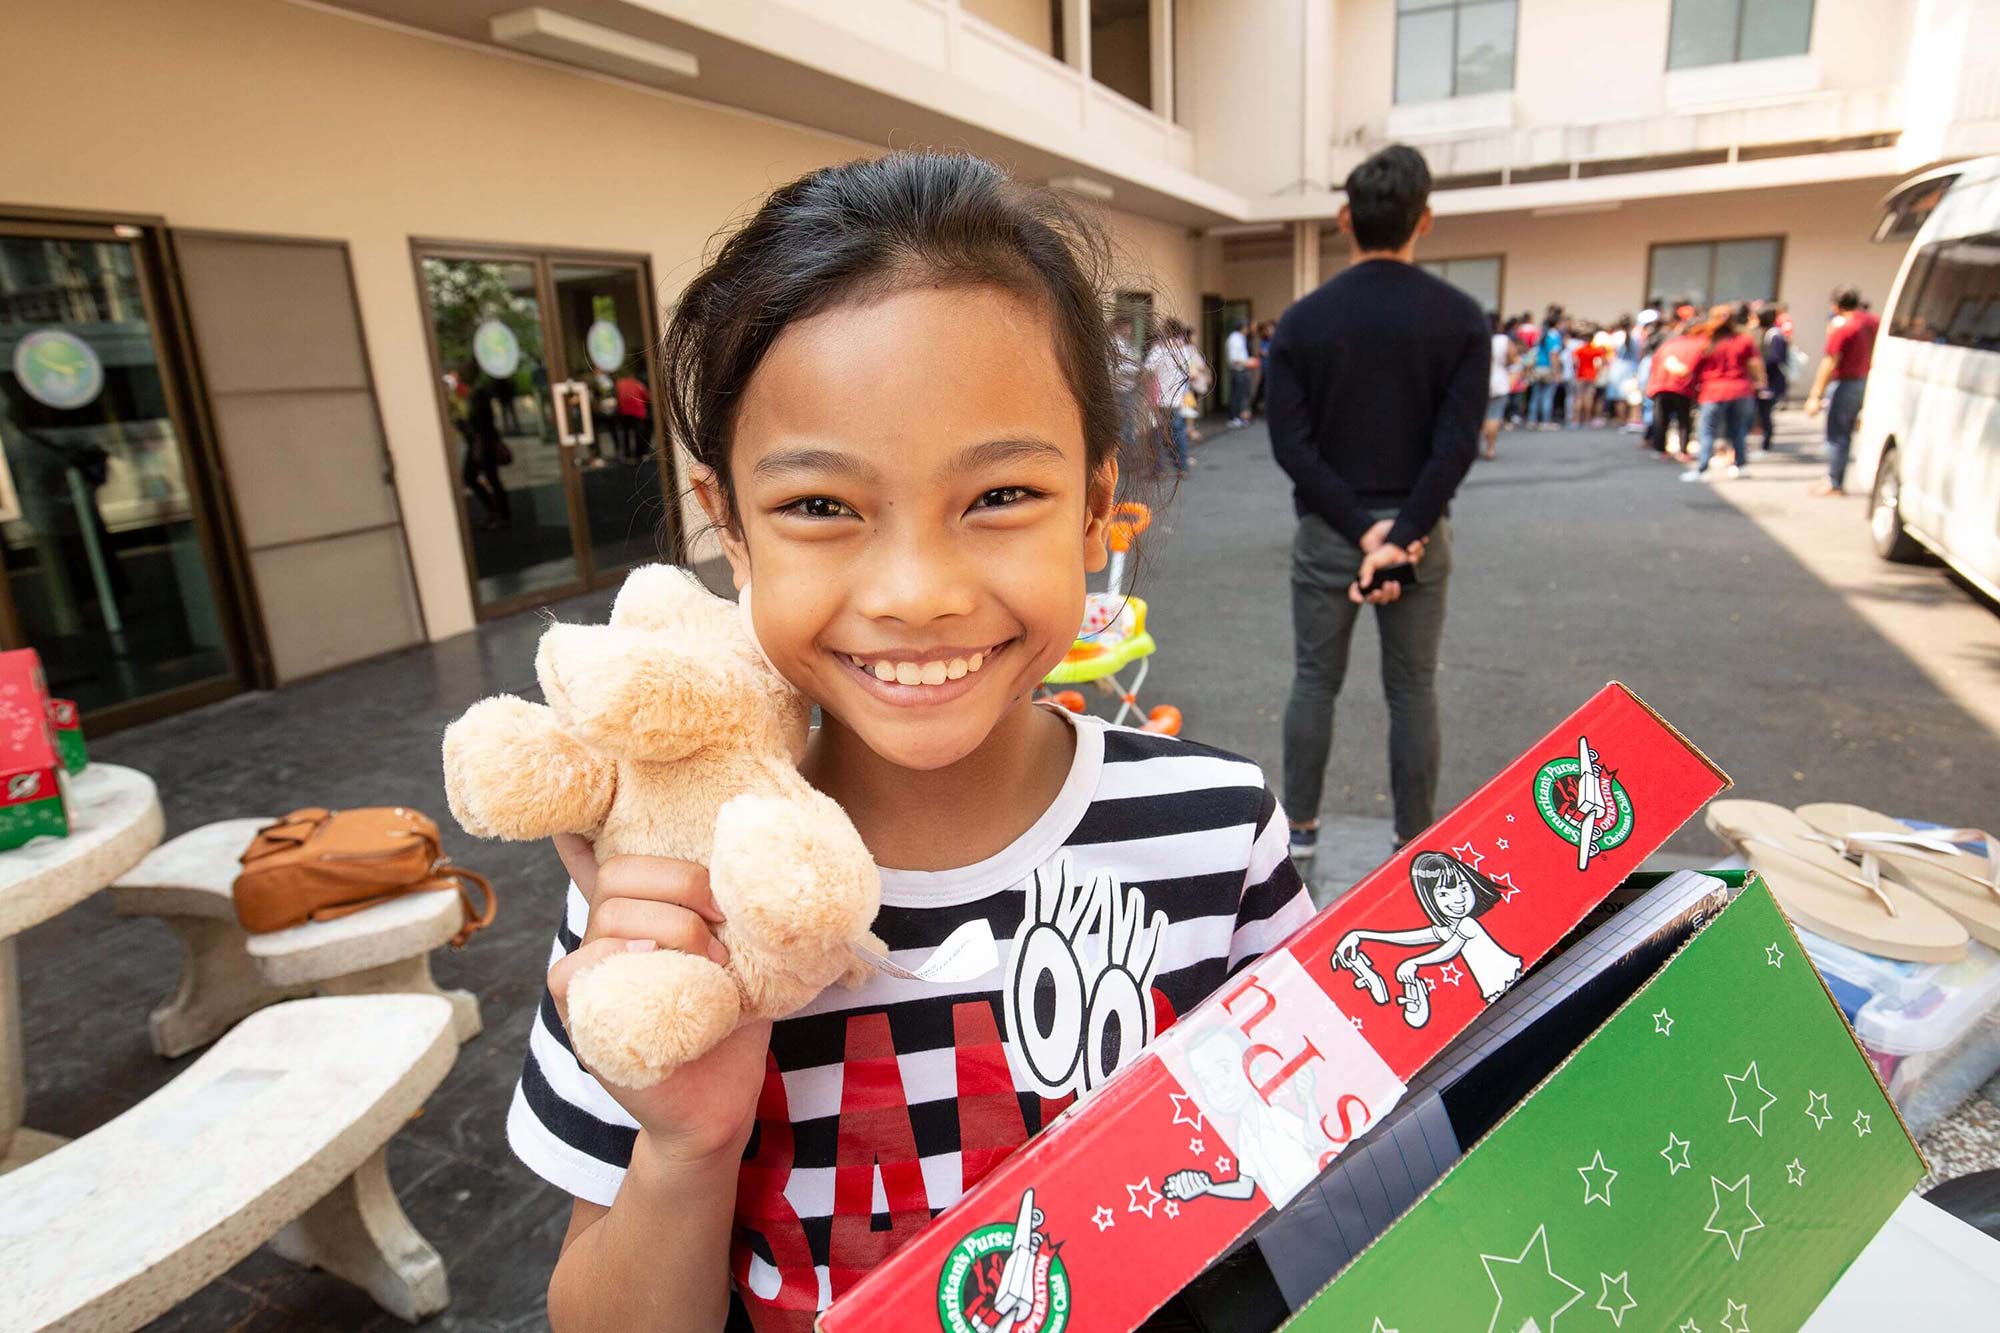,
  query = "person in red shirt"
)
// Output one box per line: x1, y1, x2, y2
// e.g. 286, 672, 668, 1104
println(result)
613, 373, 651, 461
1804, 287, 1880, 495
1570, 334, 1606, 427
1682, 303, 1766, 481
1645, 316, 1702, 457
